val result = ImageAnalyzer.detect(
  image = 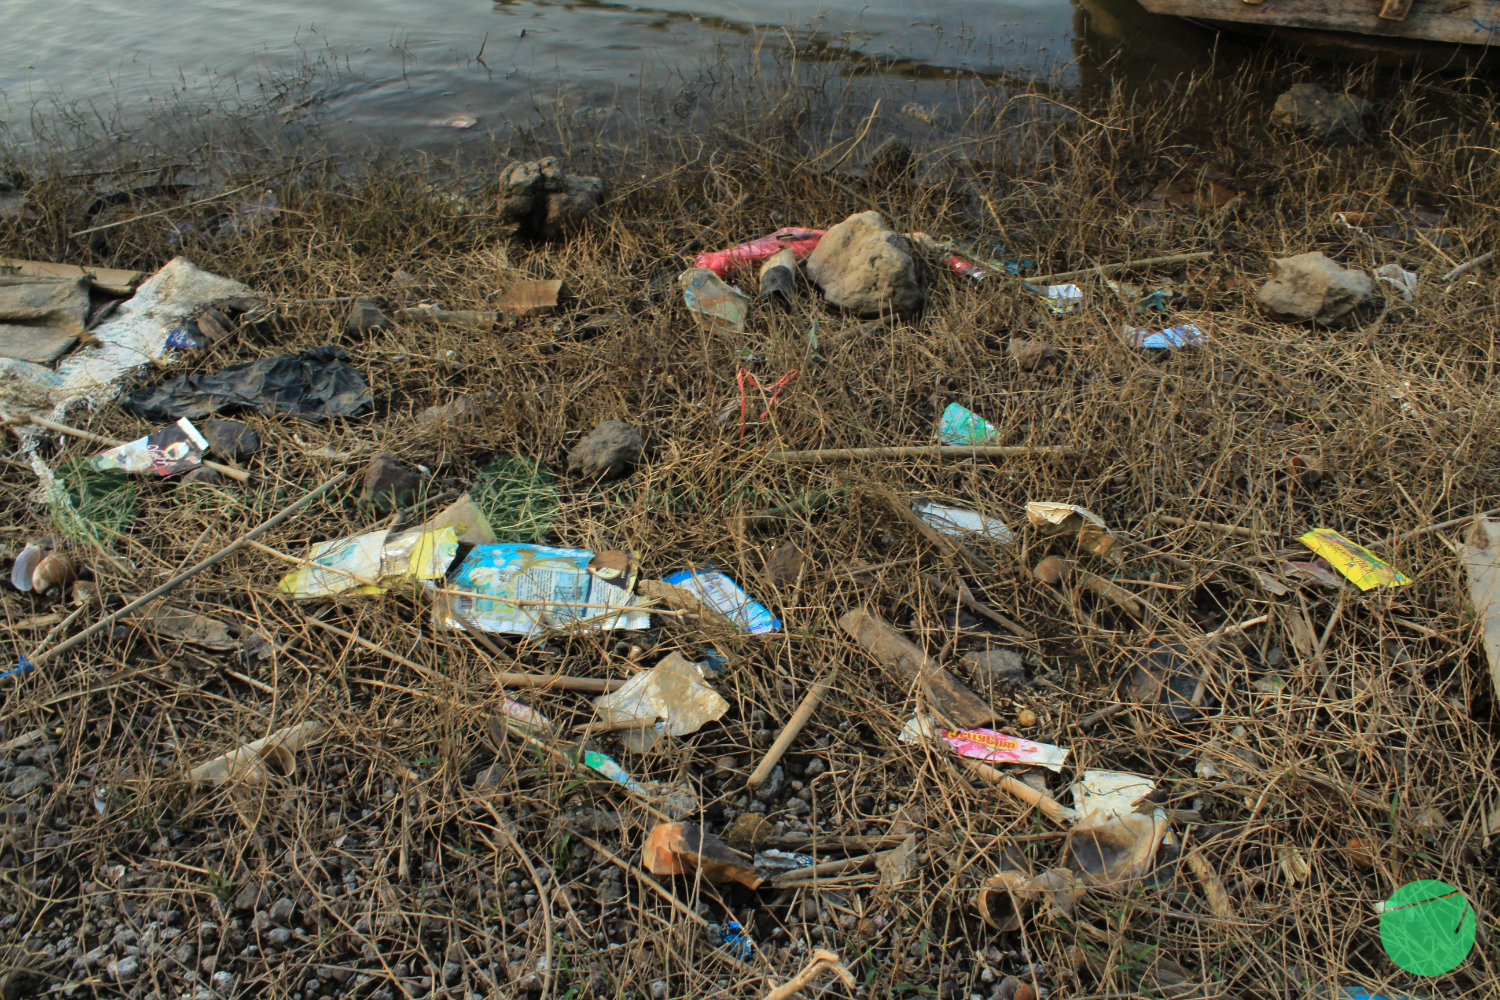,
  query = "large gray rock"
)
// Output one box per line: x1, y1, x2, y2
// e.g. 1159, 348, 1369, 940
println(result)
1256, 252, 1373, 323
497, 157, 604, 239
1270, 84, 1372, 140
566, 421, 642, 480
806, 210, 923, 317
